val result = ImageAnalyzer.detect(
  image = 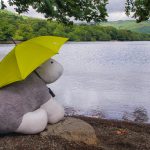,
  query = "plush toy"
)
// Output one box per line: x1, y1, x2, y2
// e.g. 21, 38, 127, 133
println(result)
0, 58, 64, 134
